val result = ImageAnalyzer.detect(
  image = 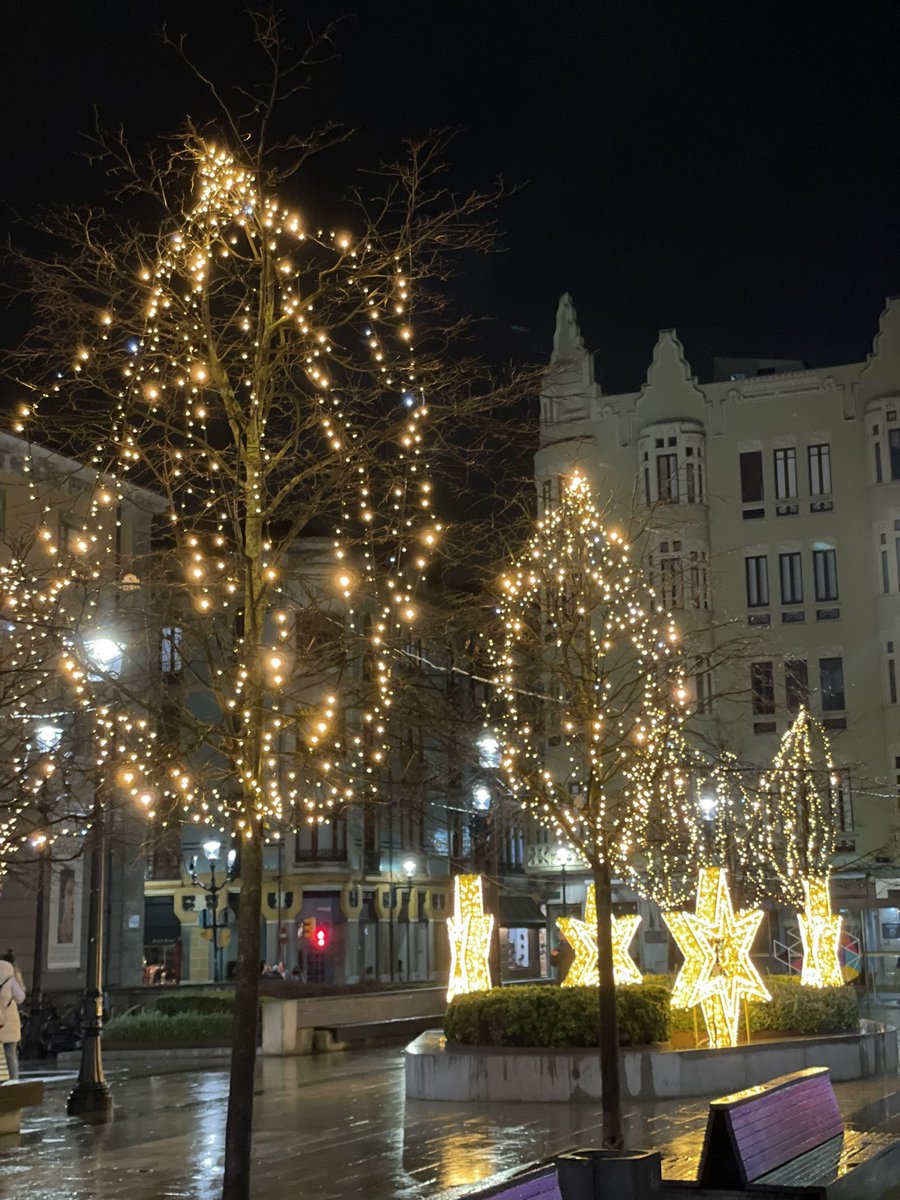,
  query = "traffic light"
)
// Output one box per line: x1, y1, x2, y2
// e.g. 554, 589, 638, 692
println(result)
301, 917, 316, 939
314, 924, 330, 950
